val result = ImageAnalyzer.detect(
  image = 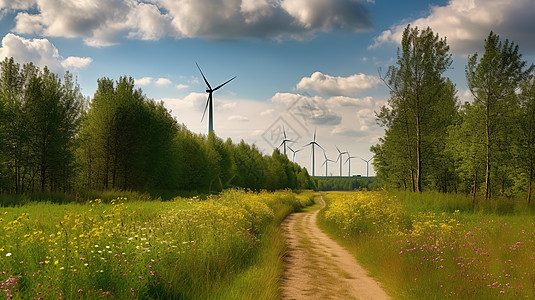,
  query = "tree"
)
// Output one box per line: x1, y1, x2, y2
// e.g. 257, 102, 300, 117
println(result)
518, 73, 535, 202
466, 32, 533, 200
375, 25, 455, 192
